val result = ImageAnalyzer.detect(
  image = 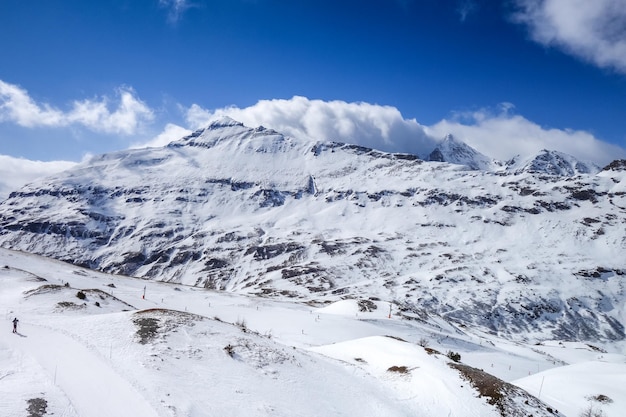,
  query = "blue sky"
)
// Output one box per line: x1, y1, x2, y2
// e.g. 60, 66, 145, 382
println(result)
1, 0, 625, 185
